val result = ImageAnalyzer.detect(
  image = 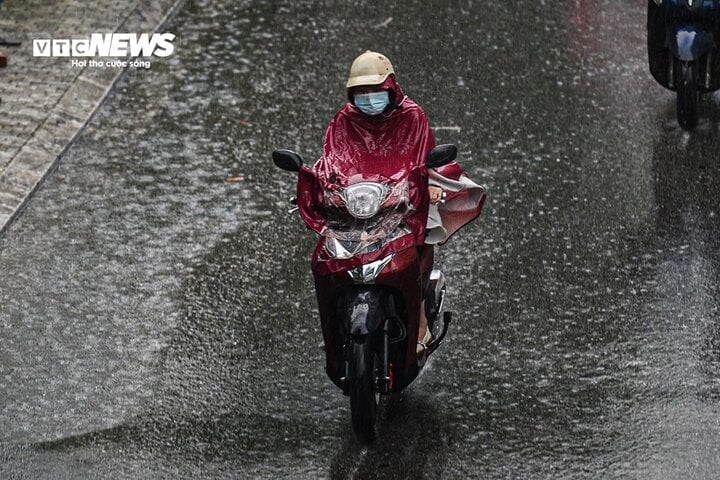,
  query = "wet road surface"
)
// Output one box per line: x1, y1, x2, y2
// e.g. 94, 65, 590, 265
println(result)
2, 0, 720, 478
